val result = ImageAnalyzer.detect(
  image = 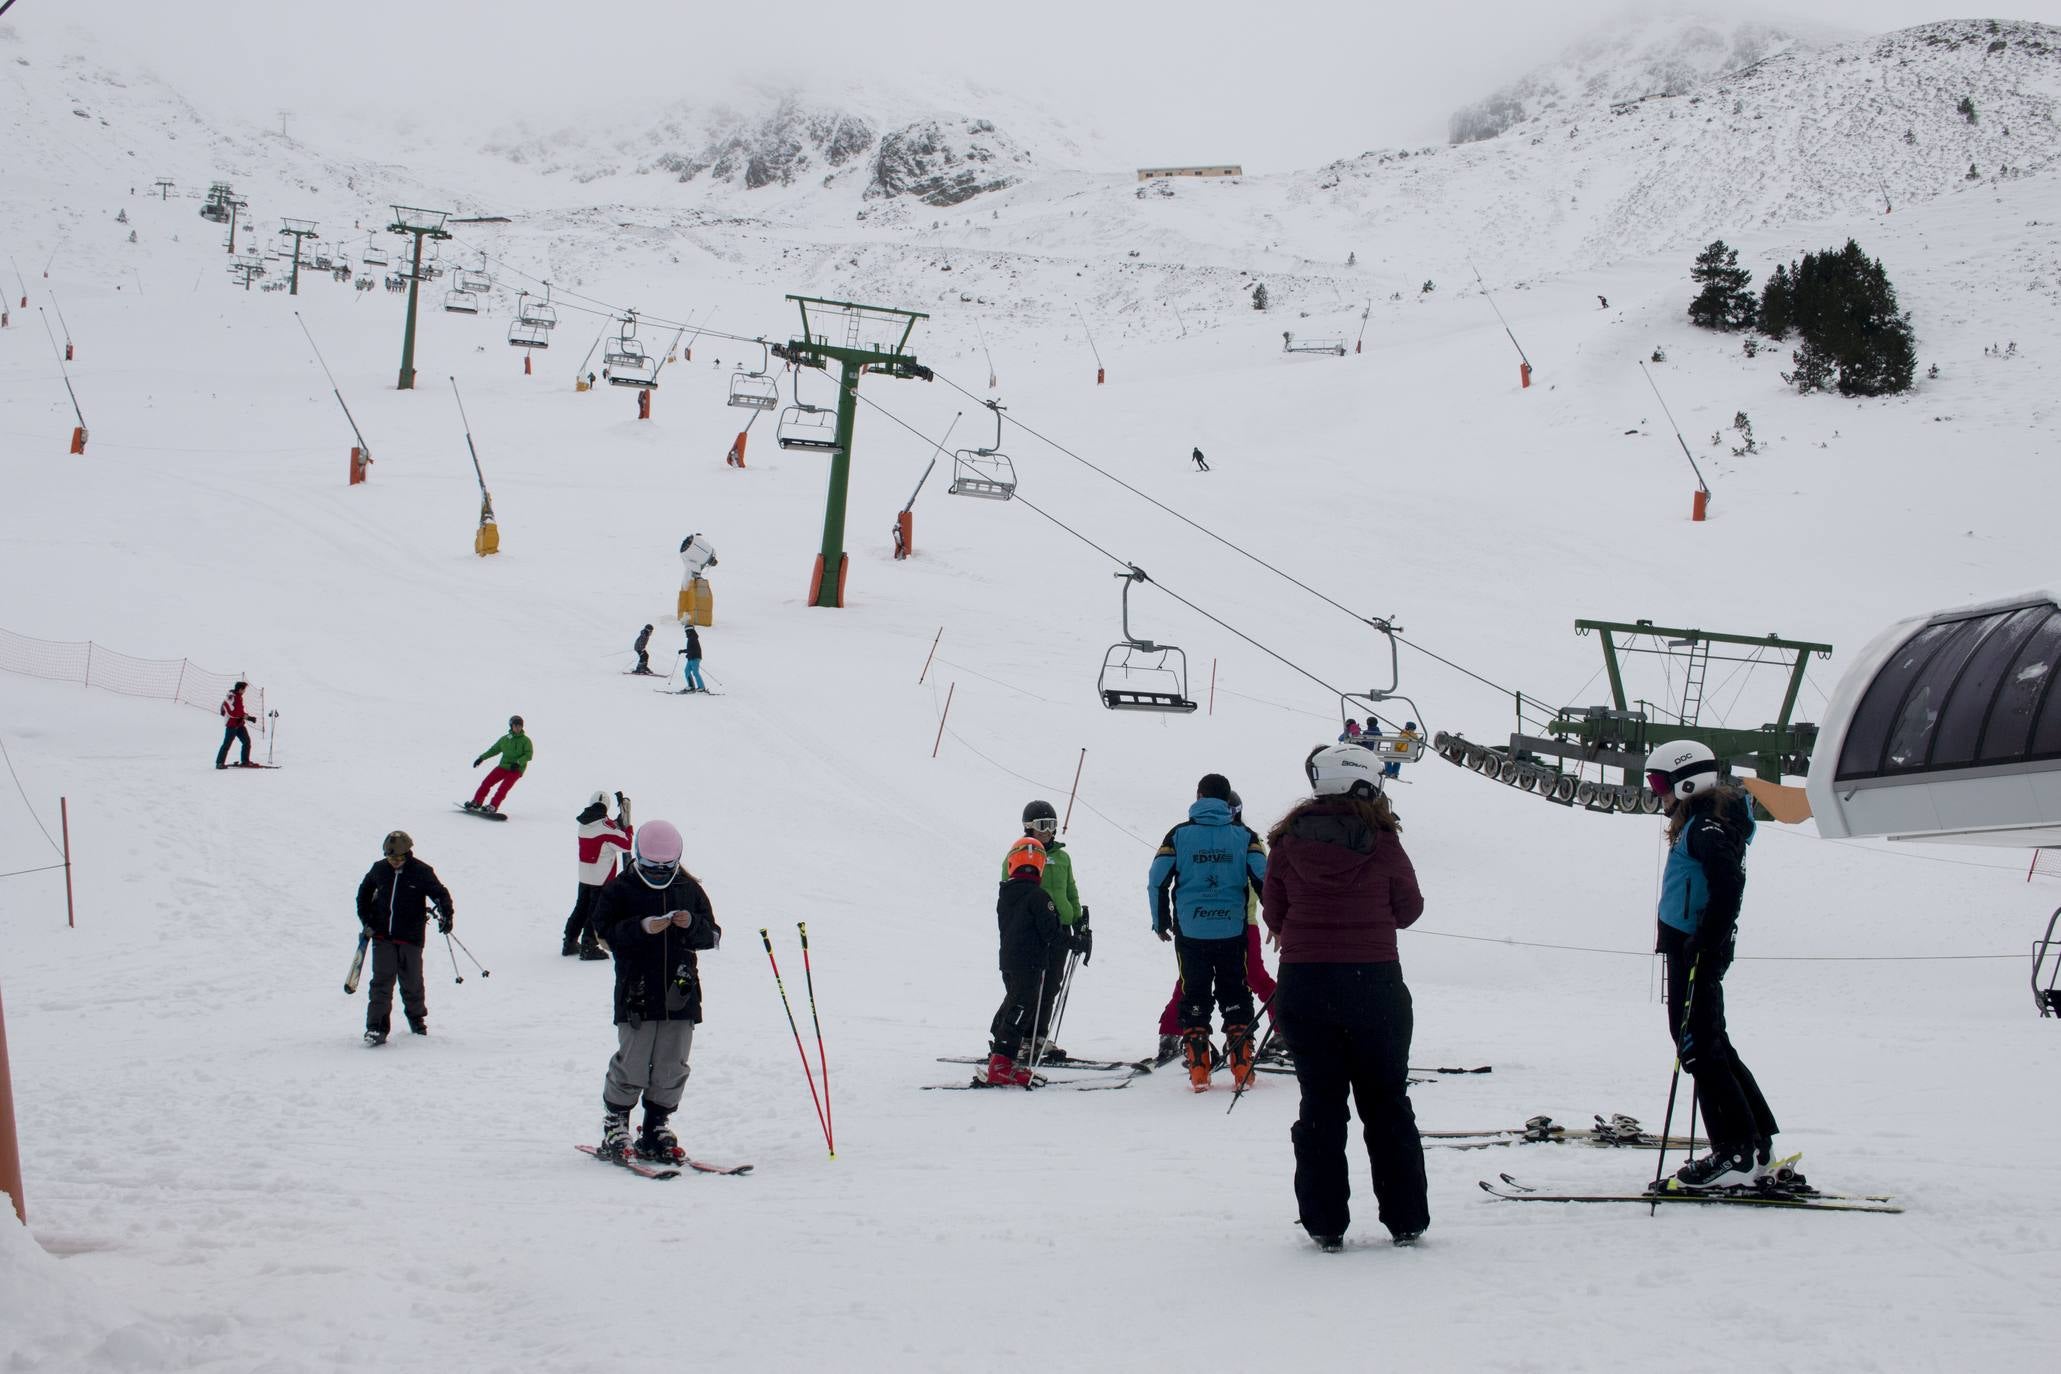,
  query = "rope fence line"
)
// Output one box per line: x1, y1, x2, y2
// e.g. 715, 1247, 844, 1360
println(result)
0, 626, 253, 718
